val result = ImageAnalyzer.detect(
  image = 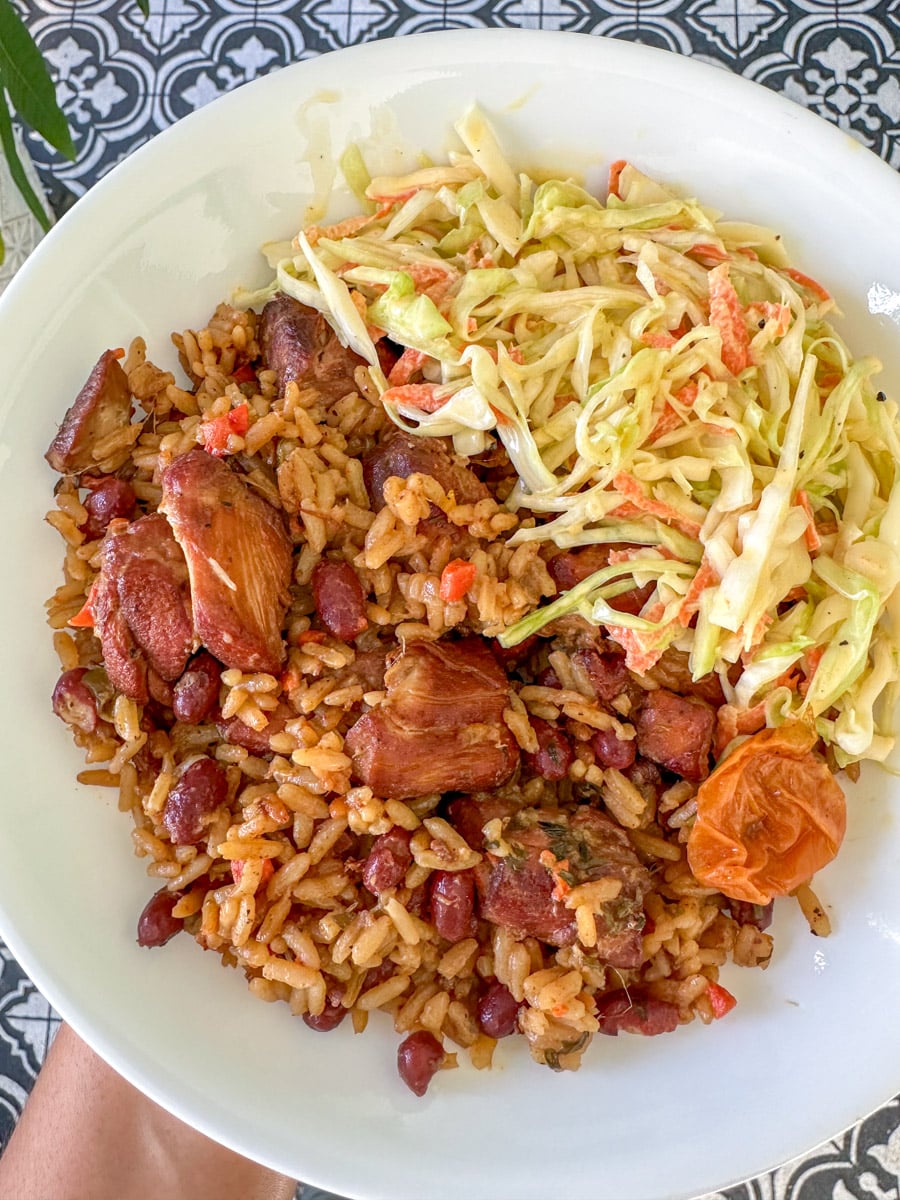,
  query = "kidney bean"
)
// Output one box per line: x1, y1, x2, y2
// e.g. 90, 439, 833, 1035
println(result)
595, 989, 680, 1036
429, 869, 477, 943
218, 715, 270, 755
397, 1030, 445, 1097
491, 634, 538, 670
303, 1000, 347, 1032
730, 900, 774, 931
405, 883, 429, 920
51, 668, 99, 733
312, 560, 368, 642
361, 960, 395, 993
524, 717, 573, 782
592, 727, 637, 770
574, 648, 629, 701
536, 666, 561, 689
137, 888, 184, 948
80, 477, 137, 540
363, 826, 413, 894
477, 982, 521, 1039
173, 652, 222, 724
162, 757, 227, 846
626, 759, 665, 802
